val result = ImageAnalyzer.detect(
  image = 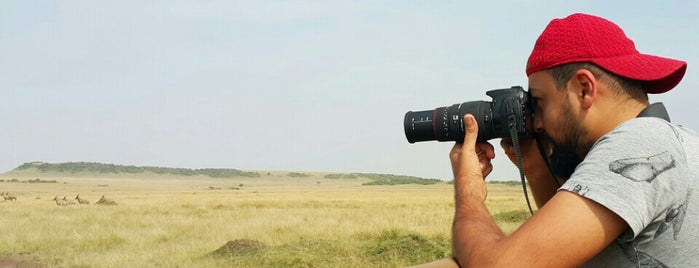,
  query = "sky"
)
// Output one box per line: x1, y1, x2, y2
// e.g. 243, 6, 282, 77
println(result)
1, 1, 698, 181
